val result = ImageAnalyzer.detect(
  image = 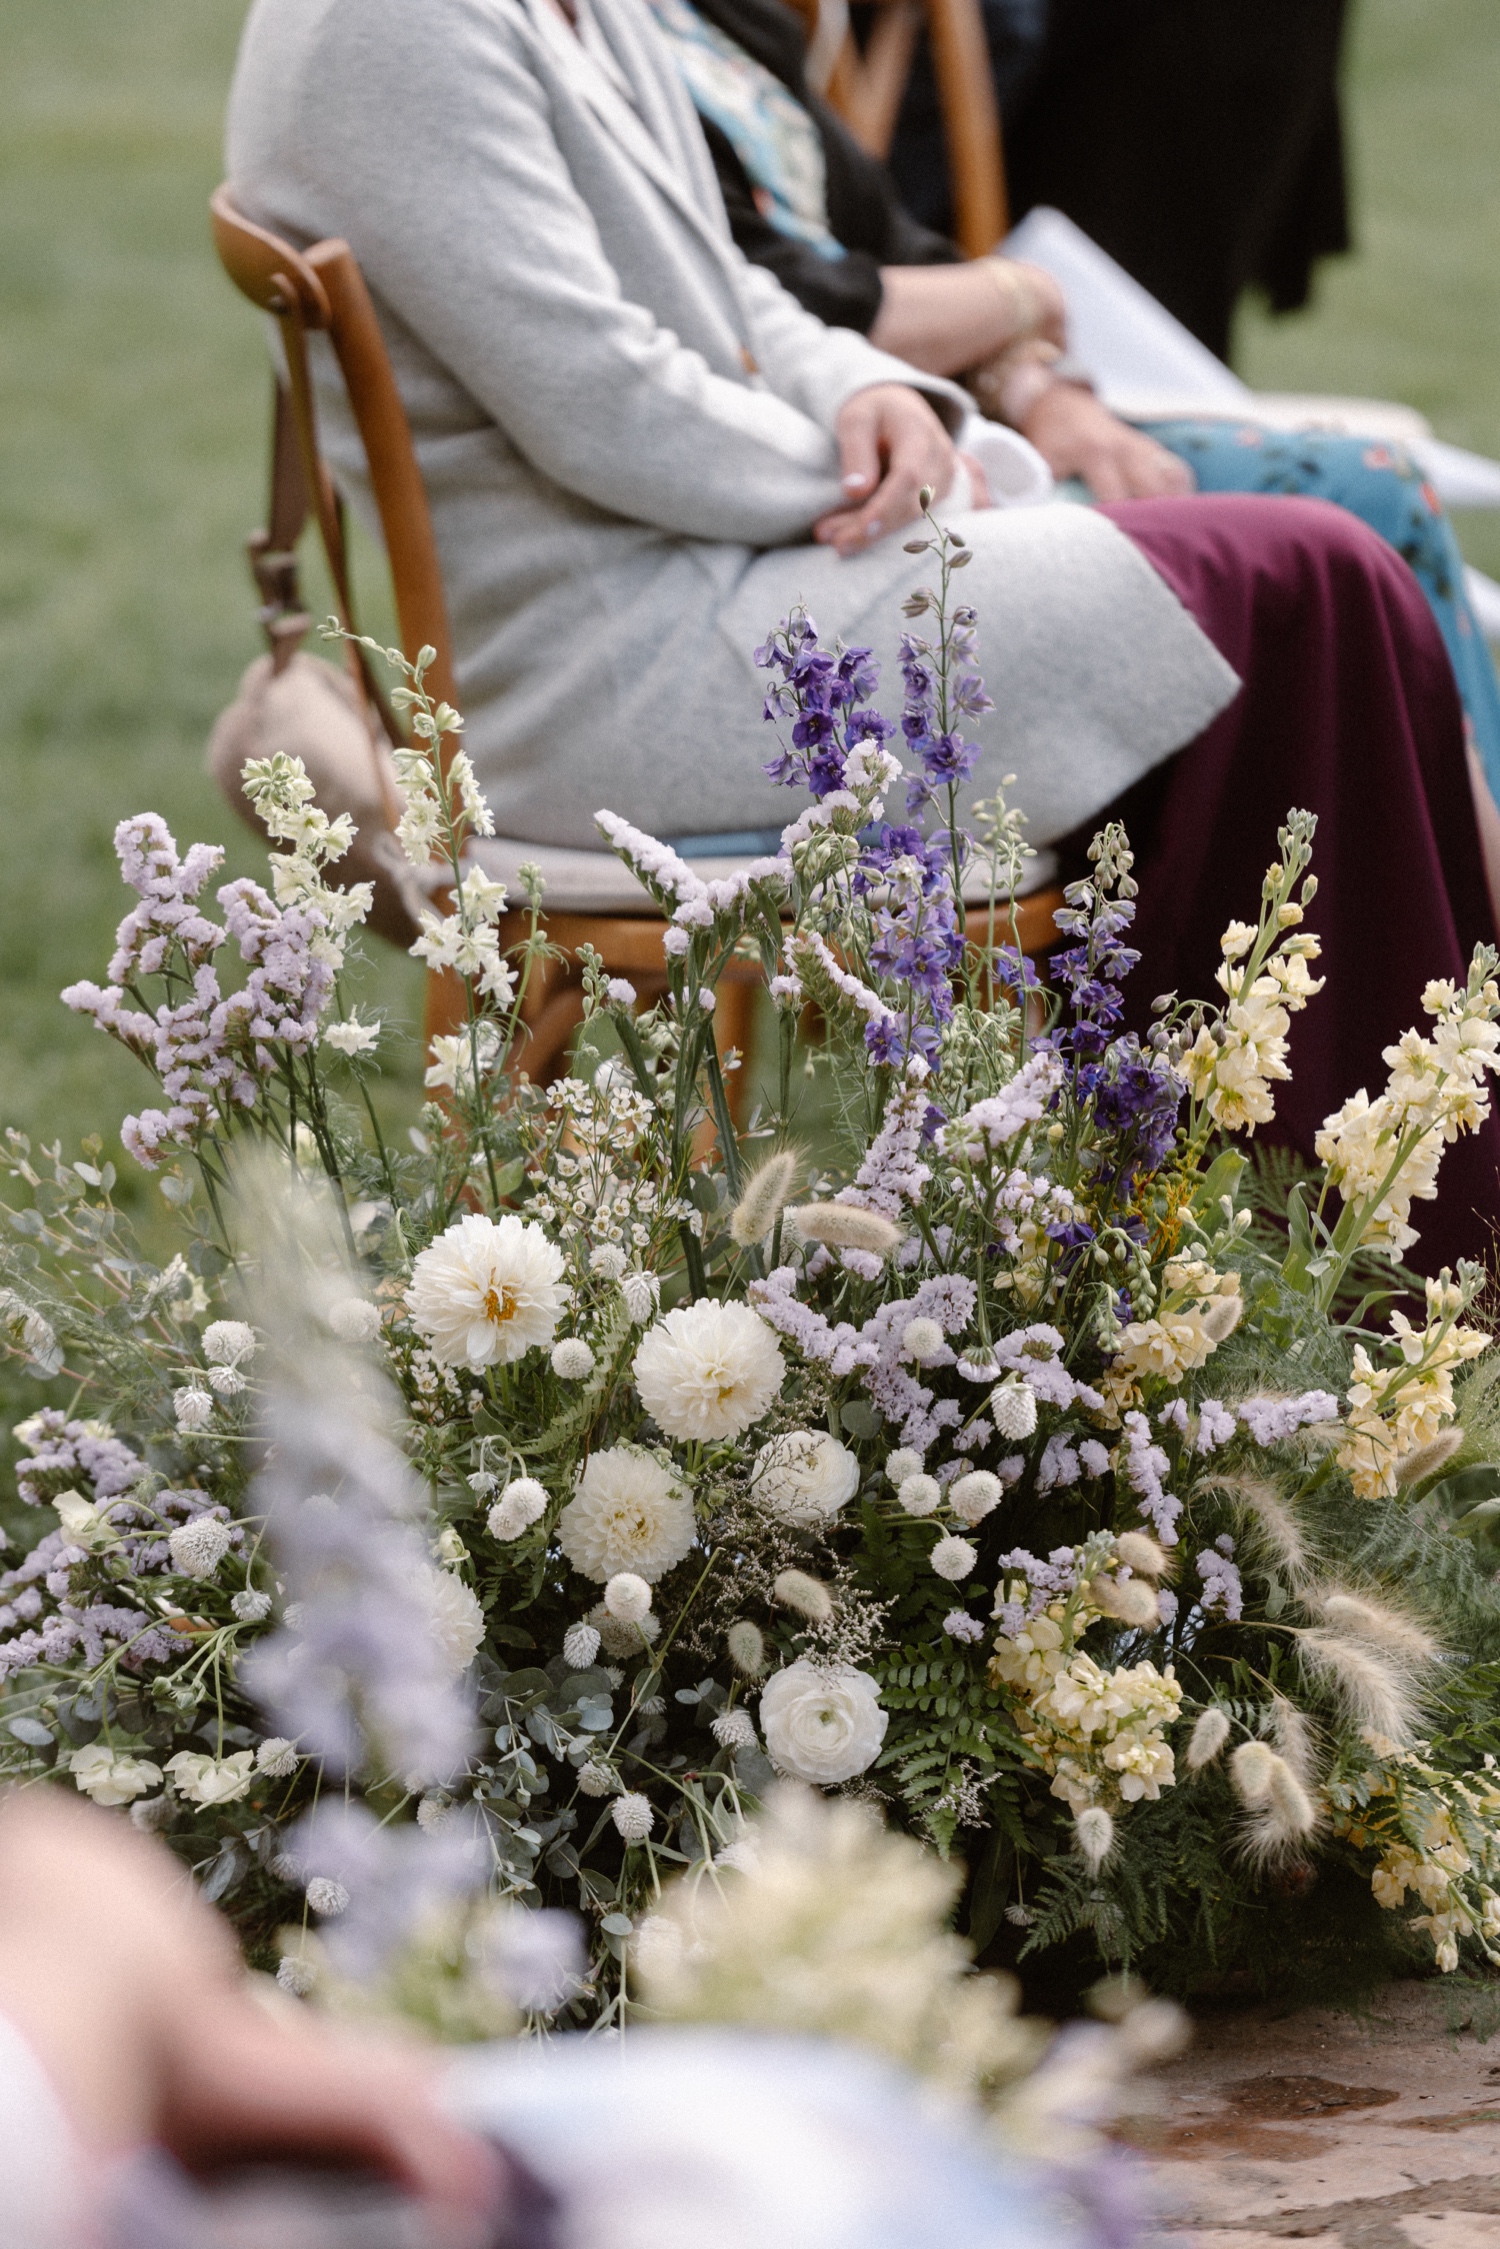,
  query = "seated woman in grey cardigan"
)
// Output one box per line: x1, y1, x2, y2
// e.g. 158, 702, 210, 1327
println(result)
226, 0, 1500, 1259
